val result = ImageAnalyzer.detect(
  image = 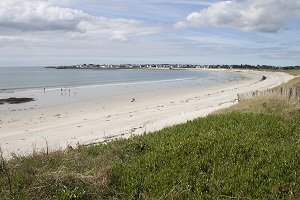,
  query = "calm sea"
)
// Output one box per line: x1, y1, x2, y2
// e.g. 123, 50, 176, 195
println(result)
0, 67, 242, 92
